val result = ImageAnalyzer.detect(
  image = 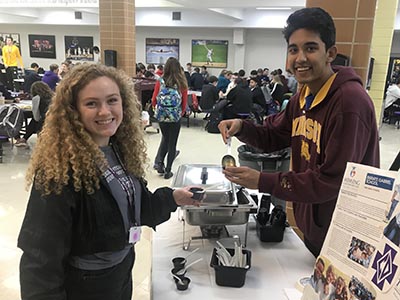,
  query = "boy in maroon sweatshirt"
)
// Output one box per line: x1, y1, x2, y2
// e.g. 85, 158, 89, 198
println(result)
218, 7, 380, 257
